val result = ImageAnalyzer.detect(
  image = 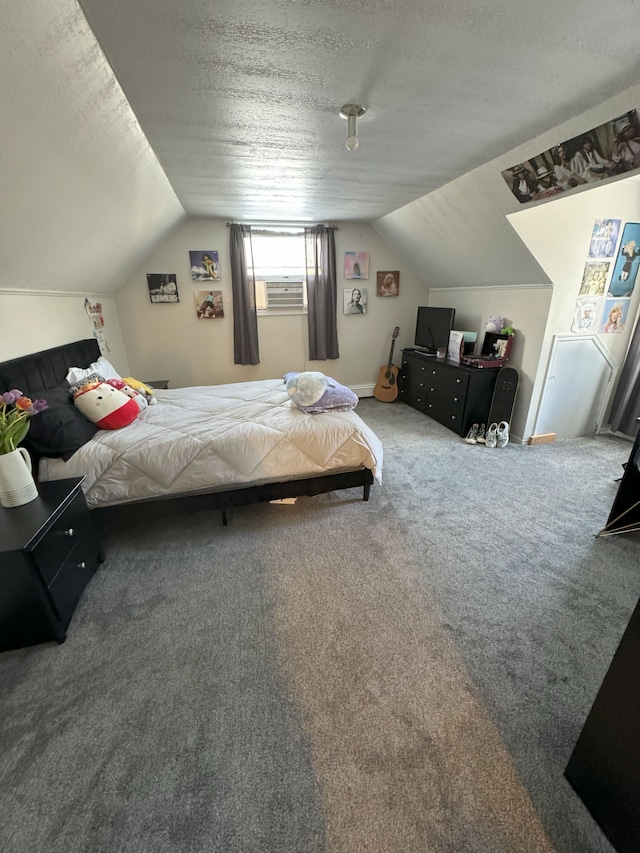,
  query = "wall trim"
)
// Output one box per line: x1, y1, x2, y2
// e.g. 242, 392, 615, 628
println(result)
0, 289, 106, 298
428, 283, 553, 295
354, 384, 375, 397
